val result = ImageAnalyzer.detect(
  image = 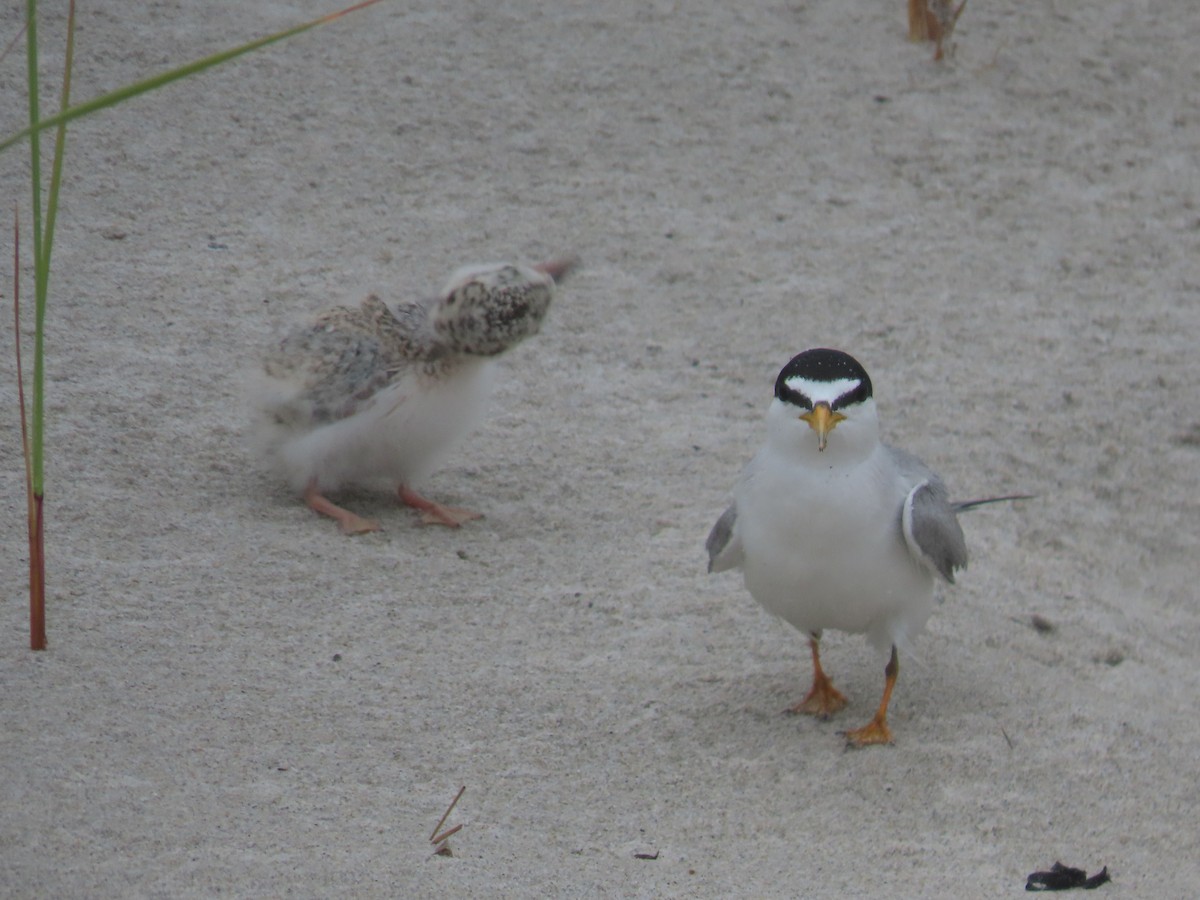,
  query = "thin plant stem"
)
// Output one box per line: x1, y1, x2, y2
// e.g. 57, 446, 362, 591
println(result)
1, 20, 28, 65
14, 210, 40, 645
20, 0, 74, 650
14, 205, 46, 650
23, 0, 47, 650
13, 211, 27, 509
